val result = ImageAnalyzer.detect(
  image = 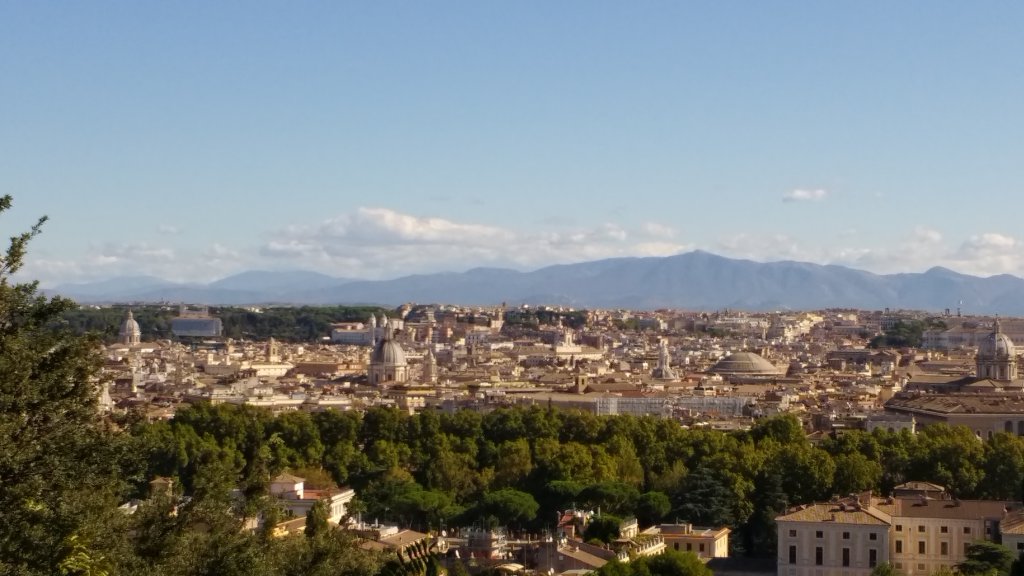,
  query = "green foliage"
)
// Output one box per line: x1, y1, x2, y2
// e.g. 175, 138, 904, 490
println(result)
957, 541, 1016, 576
583, 515, 623, 544
121, 402, 1024, 564
476, 489, 540, 528
635, 491, 672, 526
579, 481, 641, 517
980, 433, 1024, 500
0, 196, 127, 574
596, 550, 711, 576
674, 464, 744, 527
1010, 551, 1024, 576
751, 414, 805, 444
380, 539, 443, 576
60, 304, 391, 343
305, 500, 330, 538
871, 563, 900, 576
868, 318, 944, 349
